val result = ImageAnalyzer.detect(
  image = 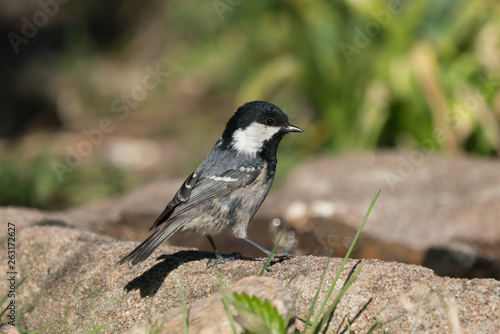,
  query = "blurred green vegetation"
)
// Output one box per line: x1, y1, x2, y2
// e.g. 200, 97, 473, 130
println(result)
158, 0, 499, 154
0, 153, 132, 210
53, 0, 500, 156
2, 0, 500, 209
